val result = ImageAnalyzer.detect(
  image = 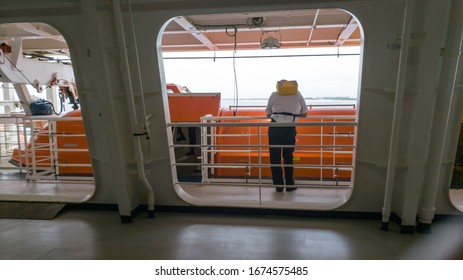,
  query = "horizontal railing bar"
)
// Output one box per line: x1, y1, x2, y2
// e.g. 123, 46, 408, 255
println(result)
171, 144, 355, 149
207, 134, 355, 138
53, 176, 94, 181
49, 149, 88, 152
31, 158, 52, 163
52, 163, 92, 167
174, 162, 353, 169
200, 115, 356, 121
226, 104, 356, 110
195, 151, 354, 156
52, 134, 87, 137
170, 121, 357, 128
21, 116, 83, 121
177, 181, 352, 188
